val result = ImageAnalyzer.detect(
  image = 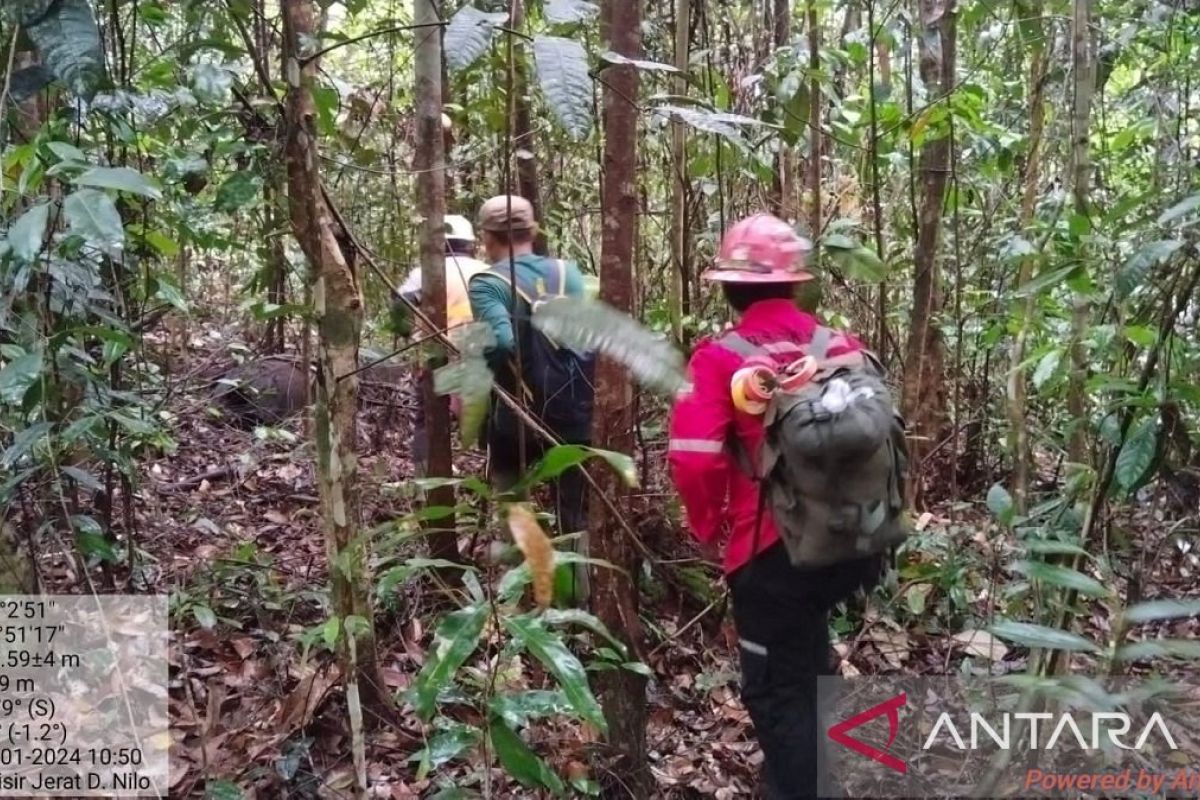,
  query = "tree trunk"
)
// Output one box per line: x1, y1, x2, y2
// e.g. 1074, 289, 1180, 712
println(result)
261, 178, 288, 354
509, 0, 548, 255
805, 0, 820, 237
669, 0, 690, 344
900, 0, 956, 504
1005, 8, 1048, 514
256, 0, 286, 356
770, 0, 797, 220
591, 0, 650, 794
1065, 0, 1095, 467
280, 0, 391, 720
414, 0, 459, 564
